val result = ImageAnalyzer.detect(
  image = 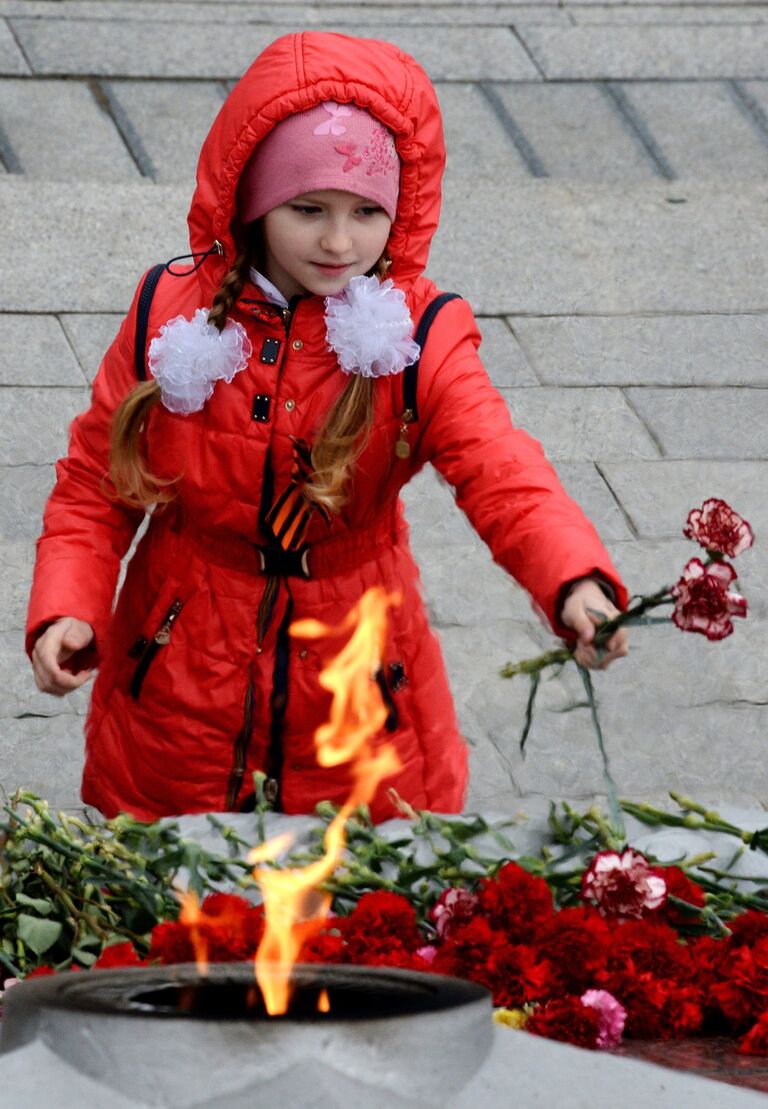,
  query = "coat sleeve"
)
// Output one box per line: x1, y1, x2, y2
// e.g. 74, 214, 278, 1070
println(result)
25, 275, 150, 662
415, 297, 628, 636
